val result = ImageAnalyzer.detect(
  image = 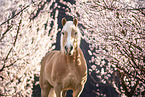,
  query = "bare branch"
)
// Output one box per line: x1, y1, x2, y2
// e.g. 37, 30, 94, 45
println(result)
0, 17, 22, 72
130, 80, 139, 96
0, 5, 29, 26
29, 1, 47, 20
118, 70, 129, 96
0, 25, 13, 41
